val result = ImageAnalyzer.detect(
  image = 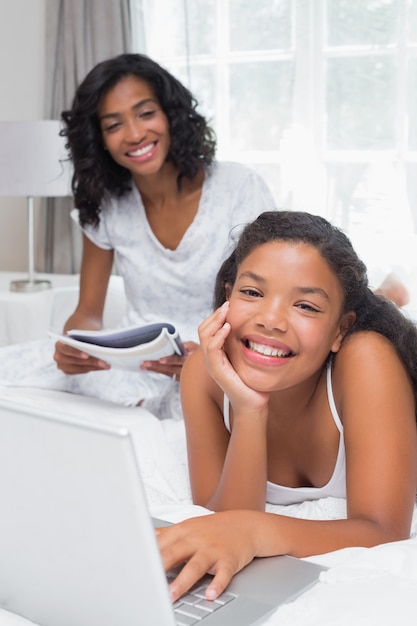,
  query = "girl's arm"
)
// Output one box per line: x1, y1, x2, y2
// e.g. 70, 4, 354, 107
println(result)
180, 350, 231, 505
161, 331, 417, 602
334, 330, 417, 541
54, 234, 114, 374
181, 304, 271, 511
